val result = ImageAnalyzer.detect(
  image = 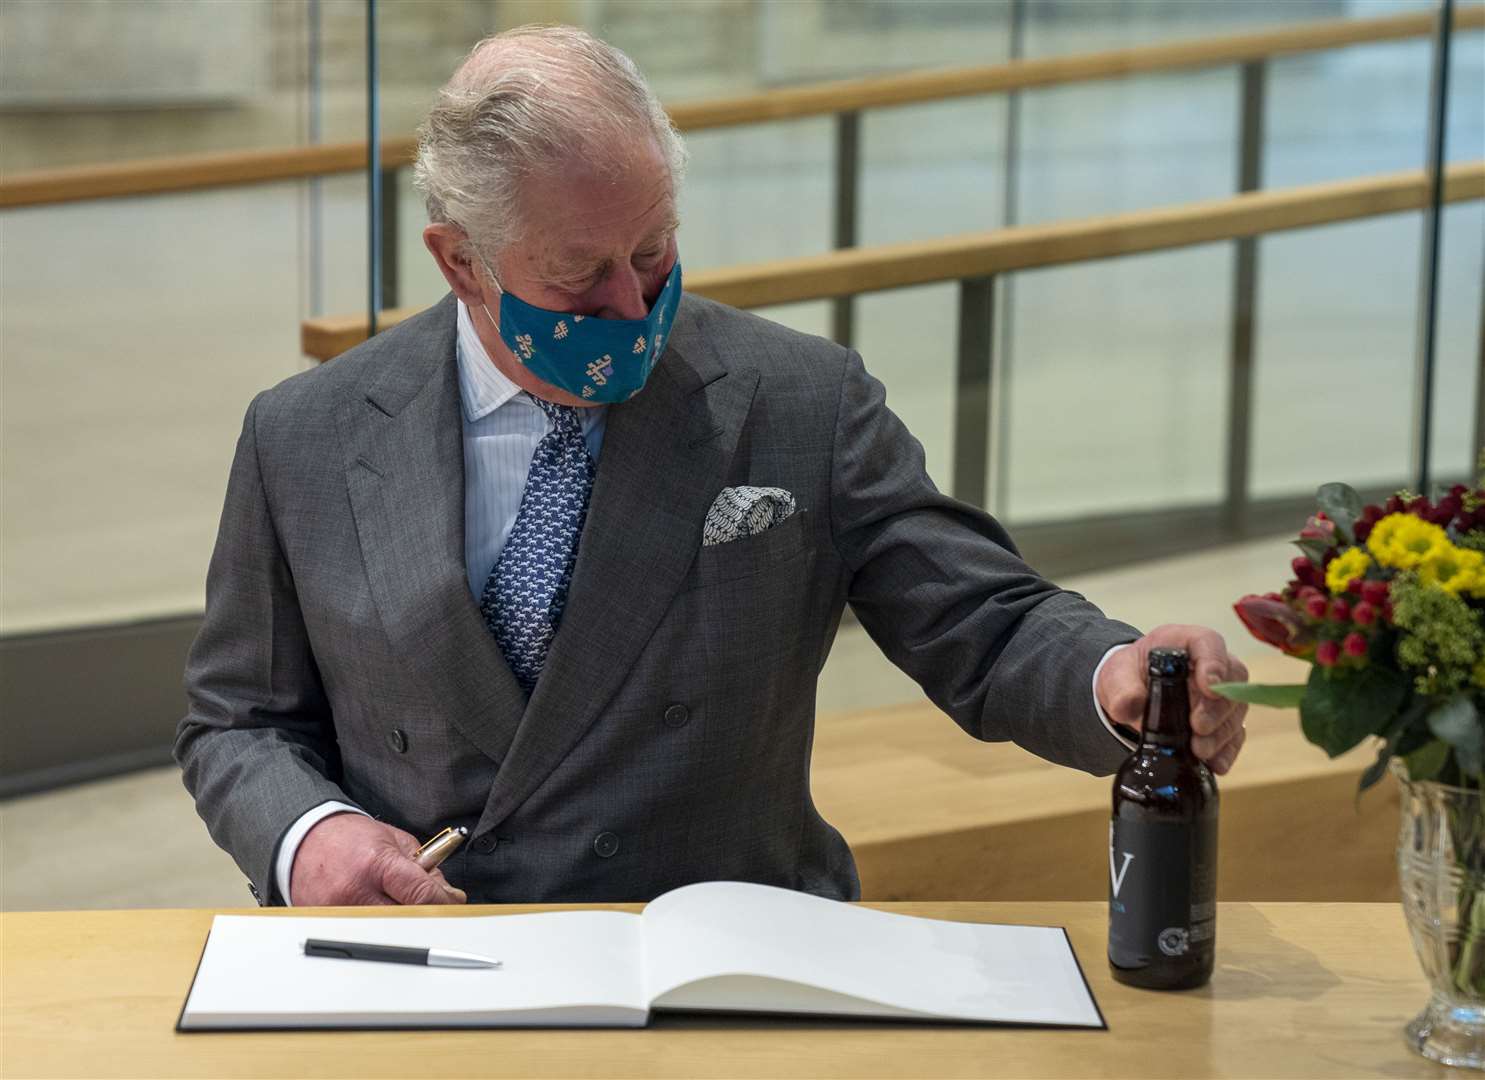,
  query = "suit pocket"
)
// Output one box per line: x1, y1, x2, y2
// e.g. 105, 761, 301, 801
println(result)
684, 509, 810, 590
